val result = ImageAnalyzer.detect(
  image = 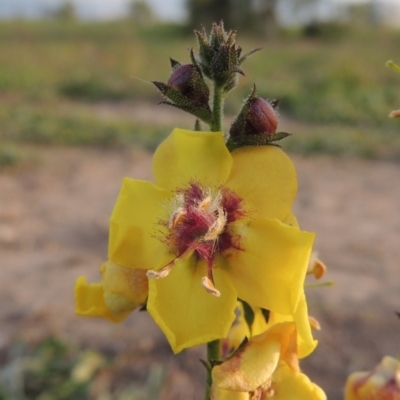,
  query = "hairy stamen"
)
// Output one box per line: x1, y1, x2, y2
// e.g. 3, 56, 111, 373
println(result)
203, 207, 227, 241
168, 206, 187, 229
147, 248, 194, 279
147, 263, 173, 279
201, 276, 221, 297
